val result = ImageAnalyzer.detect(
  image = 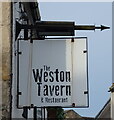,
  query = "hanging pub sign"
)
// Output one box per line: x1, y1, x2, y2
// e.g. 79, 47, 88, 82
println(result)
17, 37, 89, 108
